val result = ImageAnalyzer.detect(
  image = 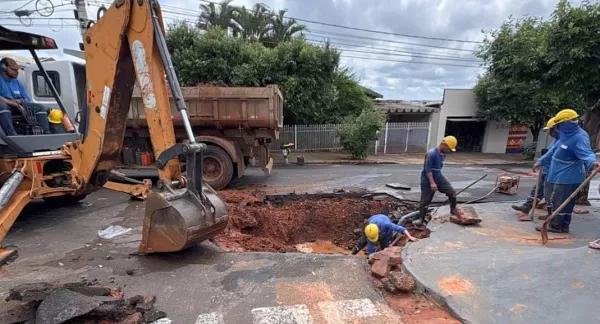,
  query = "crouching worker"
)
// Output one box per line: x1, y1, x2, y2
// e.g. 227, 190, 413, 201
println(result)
351, 214, 418, 255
